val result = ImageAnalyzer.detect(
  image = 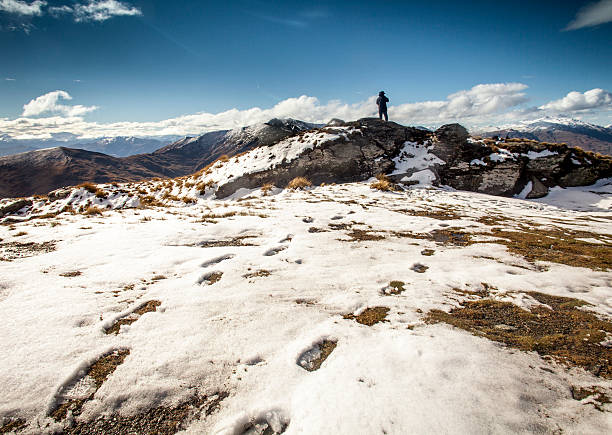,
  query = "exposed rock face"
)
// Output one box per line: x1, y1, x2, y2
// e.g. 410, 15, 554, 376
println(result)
215, 118, 430, 198
213, 119, 612, 199
0, 199, 32, 217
